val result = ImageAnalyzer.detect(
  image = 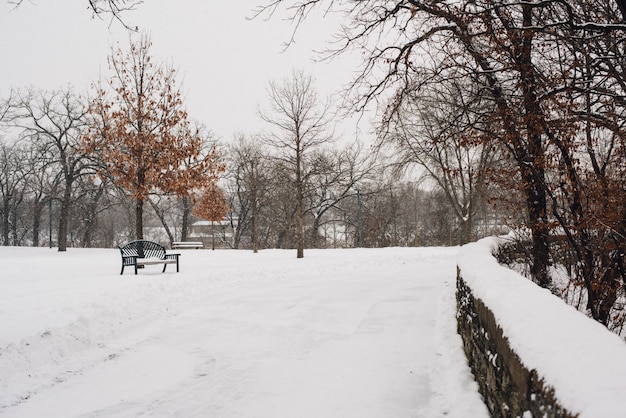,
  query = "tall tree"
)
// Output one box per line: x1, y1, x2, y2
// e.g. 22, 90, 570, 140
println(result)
388, 78, 500, 245
259, 69, 334, 258
83, 34, 223, 240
